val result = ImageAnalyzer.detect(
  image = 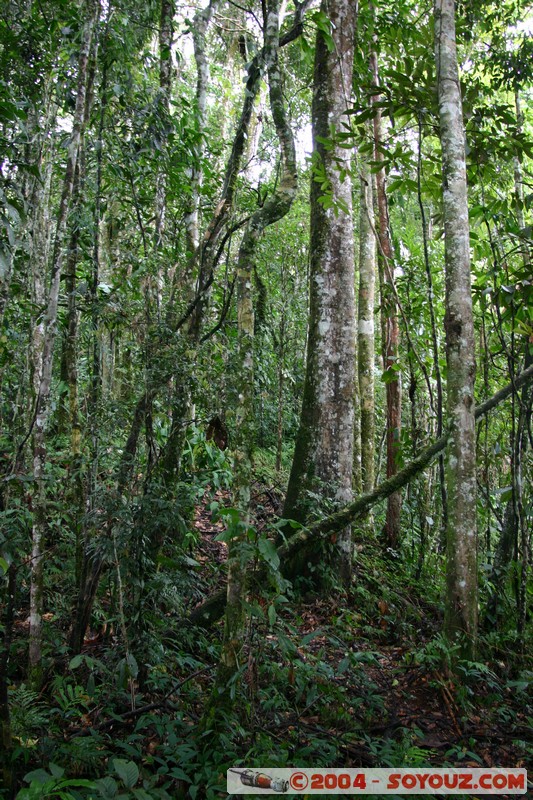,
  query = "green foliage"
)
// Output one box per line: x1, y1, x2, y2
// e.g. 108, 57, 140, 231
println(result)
0, 0, 532, 796
365, 728, 436, 768
9, 686, 50, 747
17, 763, 95, 800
